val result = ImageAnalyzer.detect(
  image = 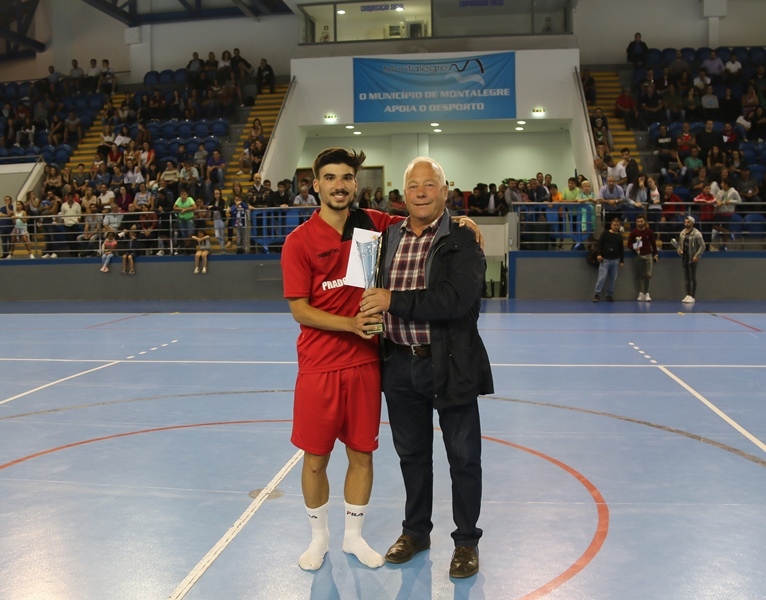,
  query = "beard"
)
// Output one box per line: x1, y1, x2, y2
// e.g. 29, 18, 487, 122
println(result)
322, 192, 353, 211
